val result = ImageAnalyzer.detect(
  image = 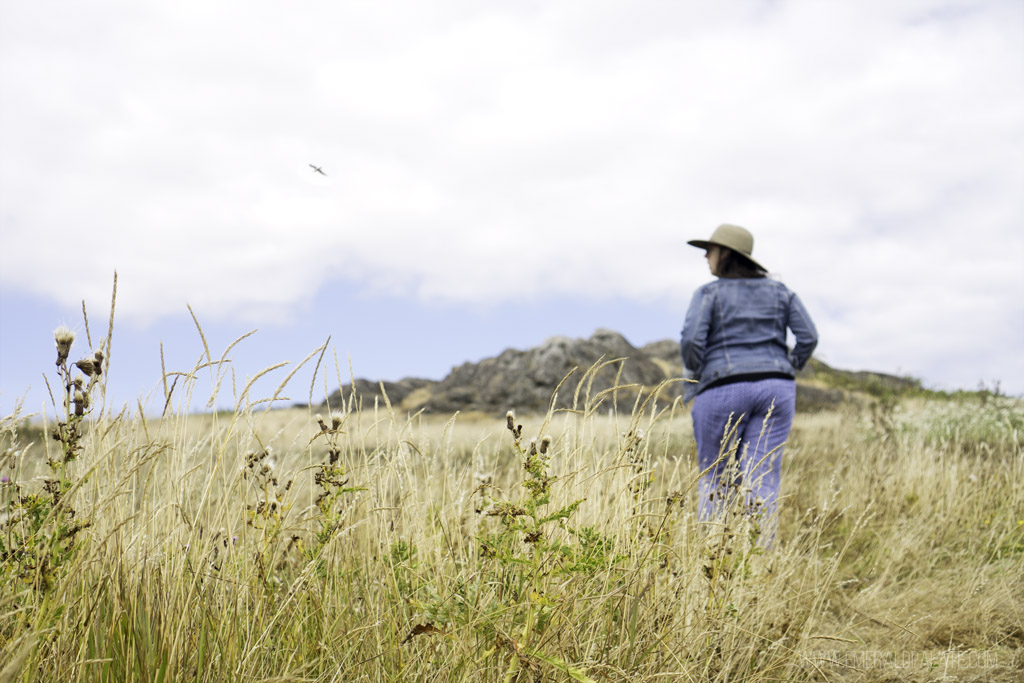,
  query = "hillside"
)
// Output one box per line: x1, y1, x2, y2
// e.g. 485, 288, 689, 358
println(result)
323, 329, 921, 415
